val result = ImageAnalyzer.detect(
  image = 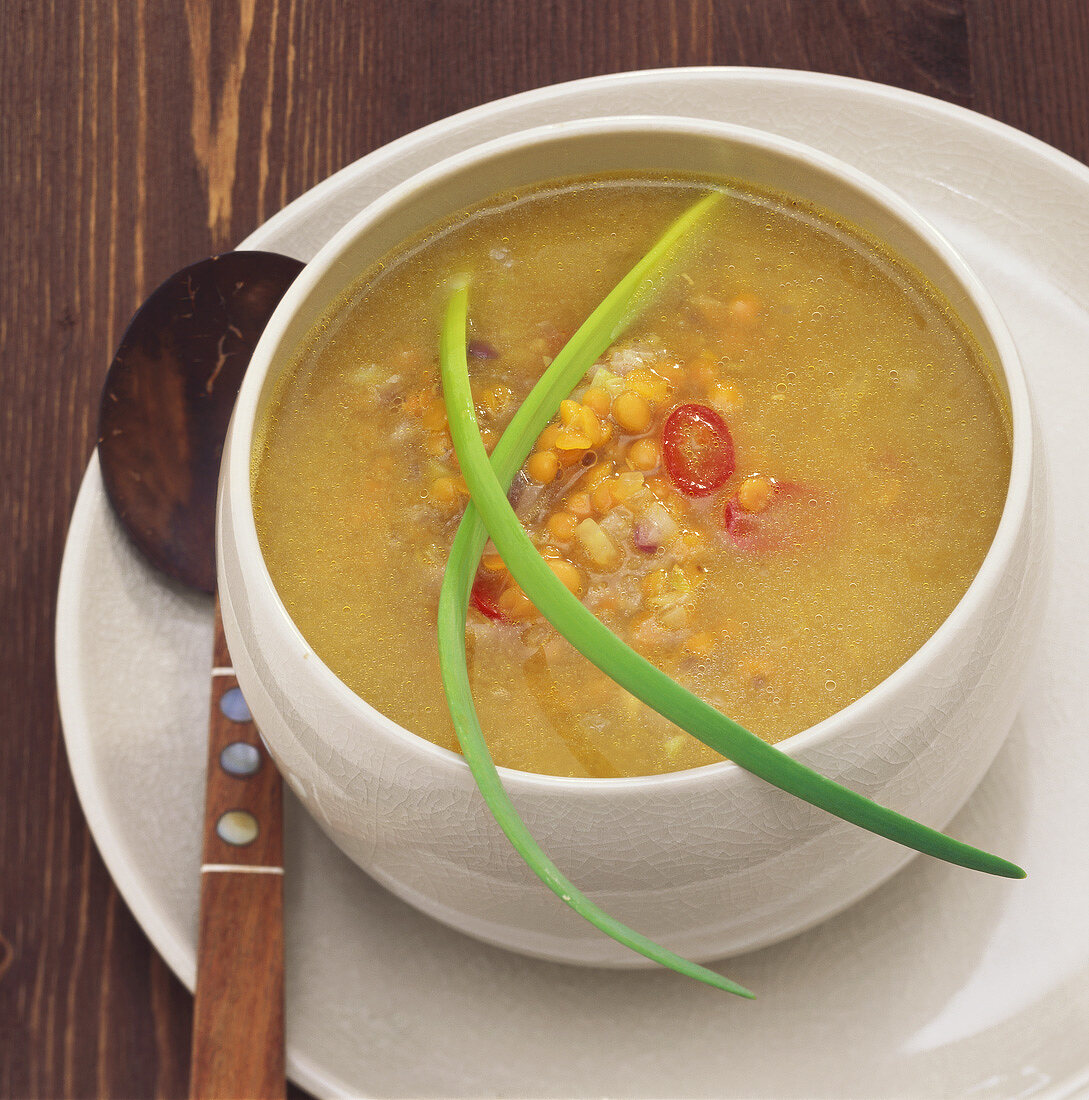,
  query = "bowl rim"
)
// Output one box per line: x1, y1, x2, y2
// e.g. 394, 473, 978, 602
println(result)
222, 112, 1033, 795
